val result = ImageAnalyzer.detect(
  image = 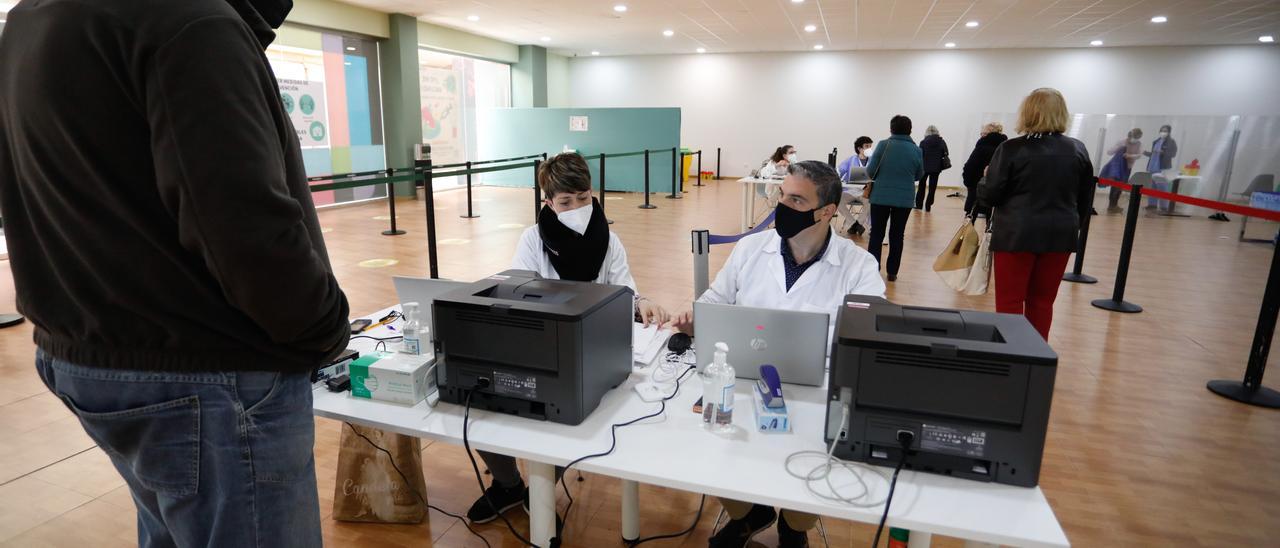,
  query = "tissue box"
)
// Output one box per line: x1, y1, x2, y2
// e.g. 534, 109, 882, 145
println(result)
752, 385, 790, 433
350, 352, 436, 405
